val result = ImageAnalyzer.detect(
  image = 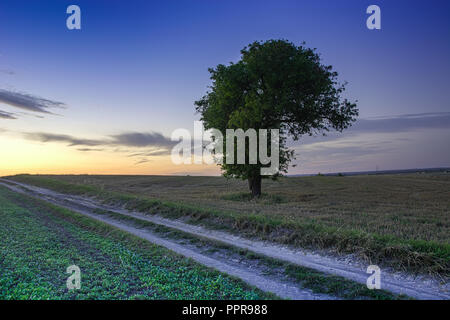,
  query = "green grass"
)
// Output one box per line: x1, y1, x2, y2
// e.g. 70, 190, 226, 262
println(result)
0, 186, 272, 300
6, 174, 450, 277
89, 208, 406, 299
